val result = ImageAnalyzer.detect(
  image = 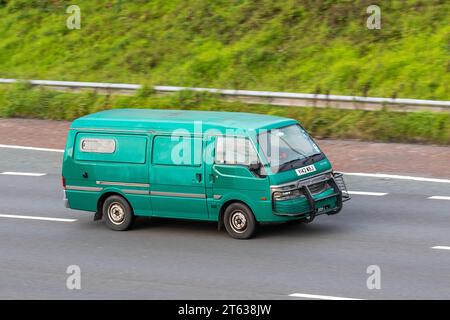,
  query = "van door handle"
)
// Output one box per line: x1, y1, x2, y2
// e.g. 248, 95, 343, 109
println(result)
195, 173, 202, 183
